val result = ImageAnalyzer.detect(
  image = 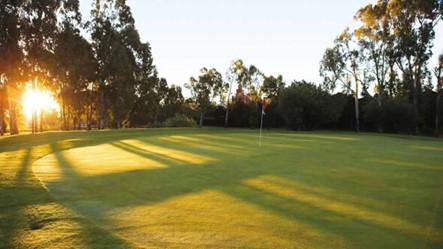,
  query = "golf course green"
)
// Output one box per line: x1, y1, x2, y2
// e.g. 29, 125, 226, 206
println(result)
1, 128, 442, 248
